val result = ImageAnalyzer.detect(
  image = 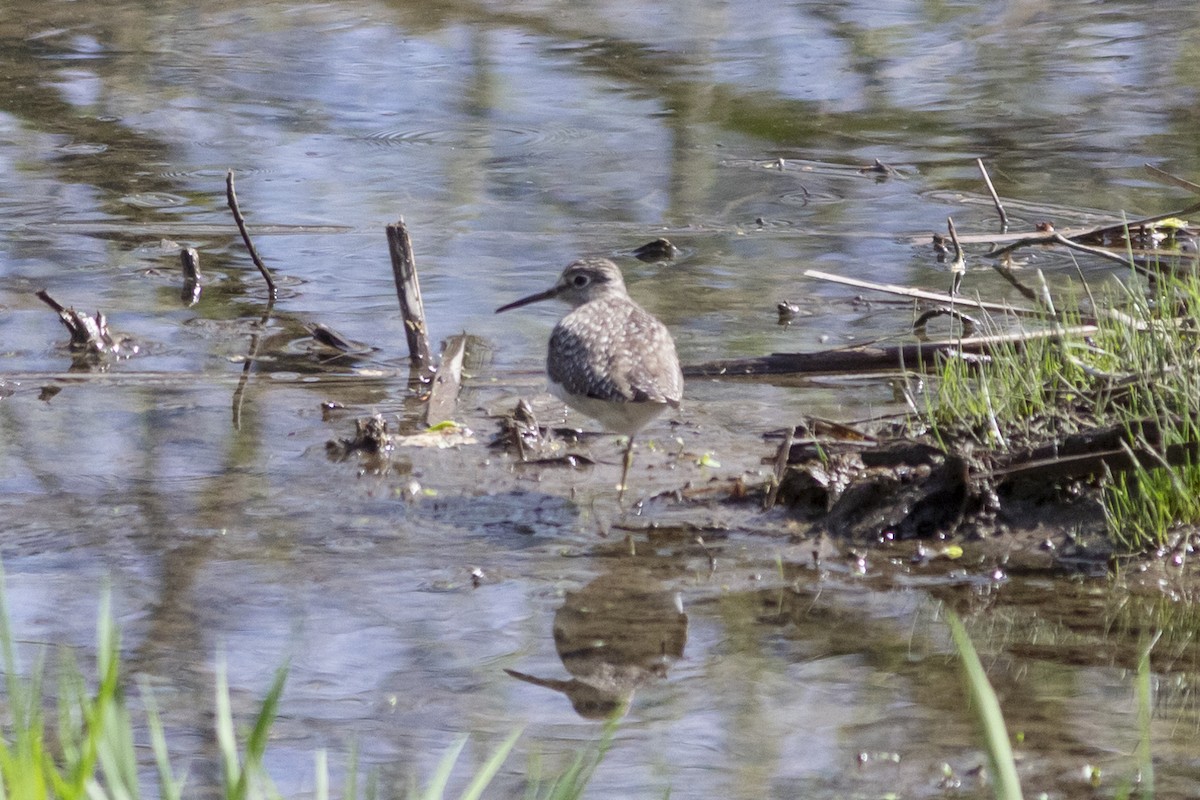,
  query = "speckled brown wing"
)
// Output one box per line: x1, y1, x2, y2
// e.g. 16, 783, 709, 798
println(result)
547, 295, 683, 406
